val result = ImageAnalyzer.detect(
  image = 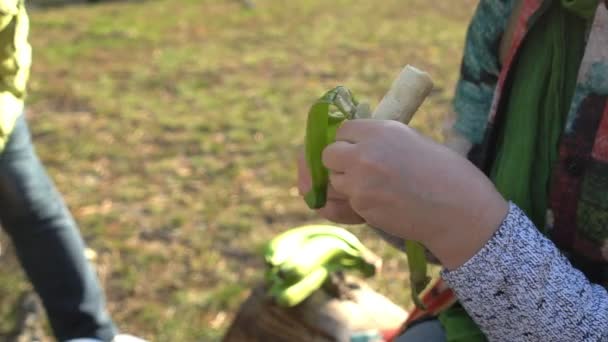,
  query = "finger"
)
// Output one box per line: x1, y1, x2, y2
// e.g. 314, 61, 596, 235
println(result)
326, 183, 348, 201
322, 141, 357, 173
318, 200, 365, 225
334, 119, 379, 143
328, 171, 350, 196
